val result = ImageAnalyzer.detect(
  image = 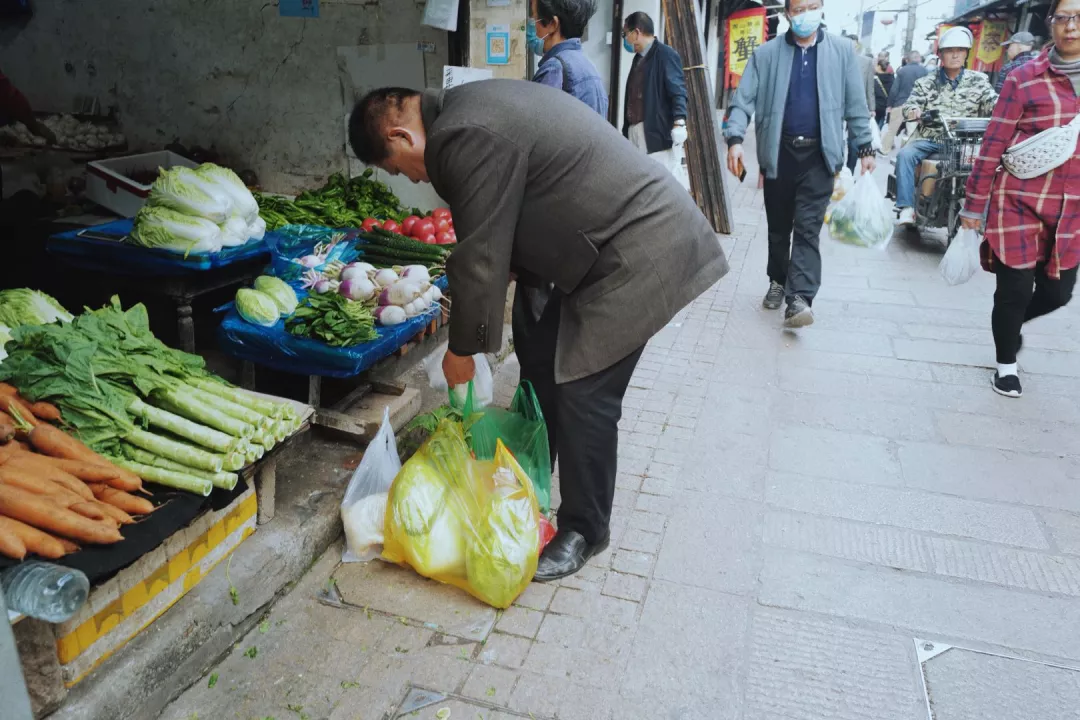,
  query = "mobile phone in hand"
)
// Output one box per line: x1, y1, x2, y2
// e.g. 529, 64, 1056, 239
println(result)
737, 159, 747, 183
